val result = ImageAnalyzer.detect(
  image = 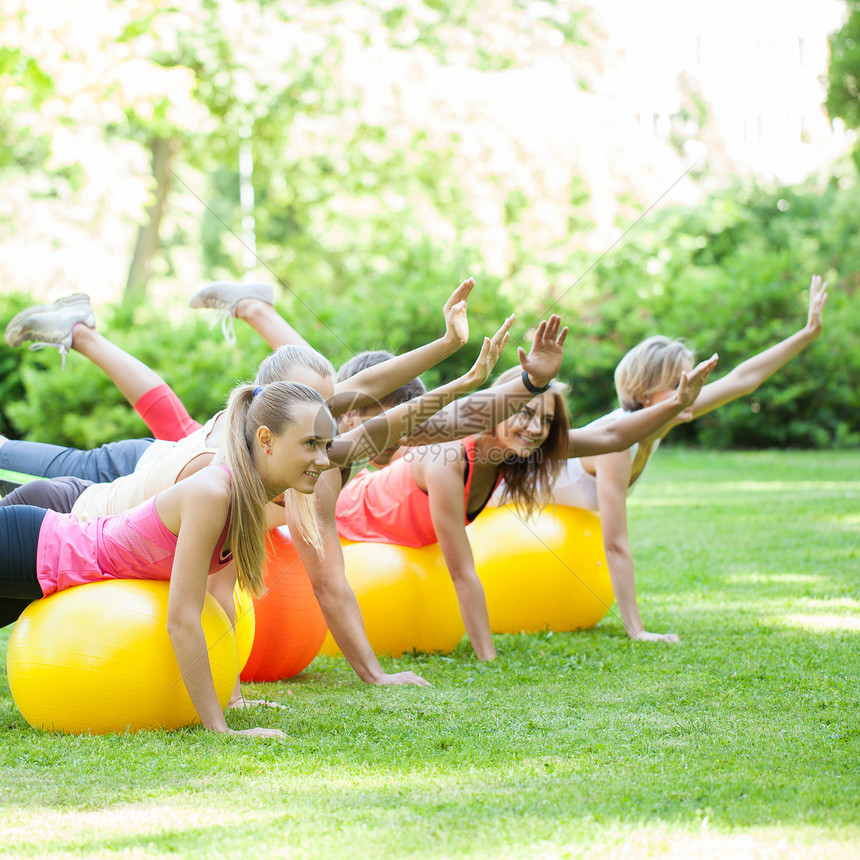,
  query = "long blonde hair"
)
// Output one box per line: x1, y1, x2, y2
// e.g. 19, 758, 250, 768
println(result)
215, 381, 331, 595
252, 344, 335, 562
614, 336, 695, 411
485, 367, 571, 518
